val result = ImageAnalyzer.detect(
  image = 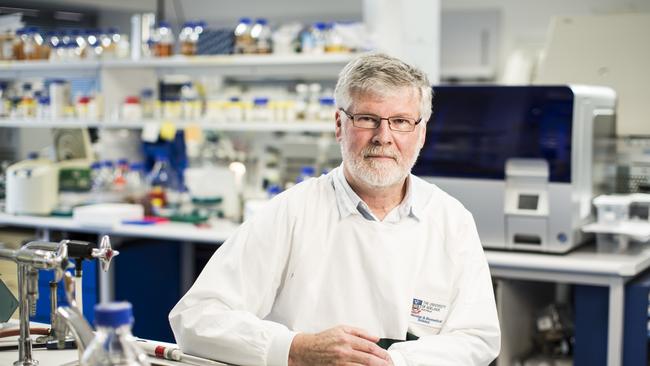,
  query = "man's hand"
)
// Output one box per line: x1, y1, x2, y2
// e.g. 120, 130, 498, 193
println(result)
288, 325, 394, 366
